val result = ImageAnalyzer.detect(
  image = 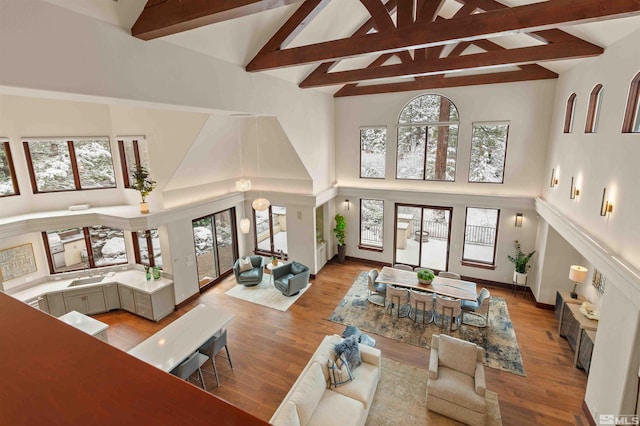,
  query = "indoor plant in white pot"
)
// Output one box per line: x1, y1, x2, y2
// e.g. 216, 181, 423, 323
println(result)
131, 166, 156, 214
507, 240, 535, 285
